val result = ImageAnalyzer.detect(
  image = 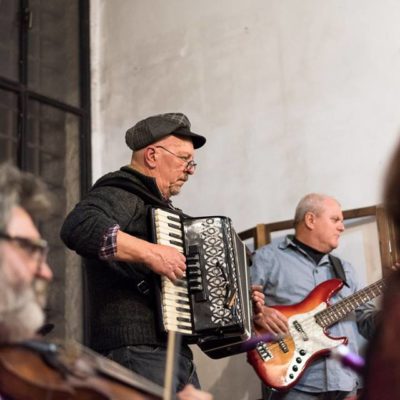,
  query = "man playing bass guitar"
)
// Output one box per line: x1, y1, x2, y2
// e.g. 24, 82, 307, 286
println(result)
250, 193, 378, 400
